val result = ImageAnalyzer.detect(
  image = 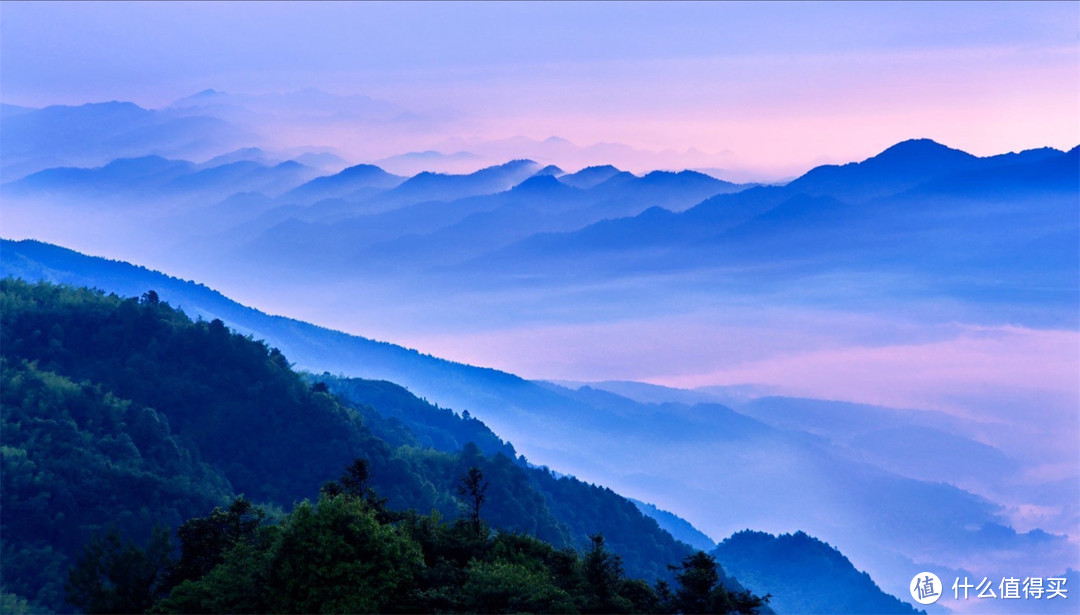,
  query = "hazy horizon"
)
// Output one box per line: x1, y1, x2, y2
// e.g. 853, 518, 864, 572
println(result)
3, 2, 1077, 181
